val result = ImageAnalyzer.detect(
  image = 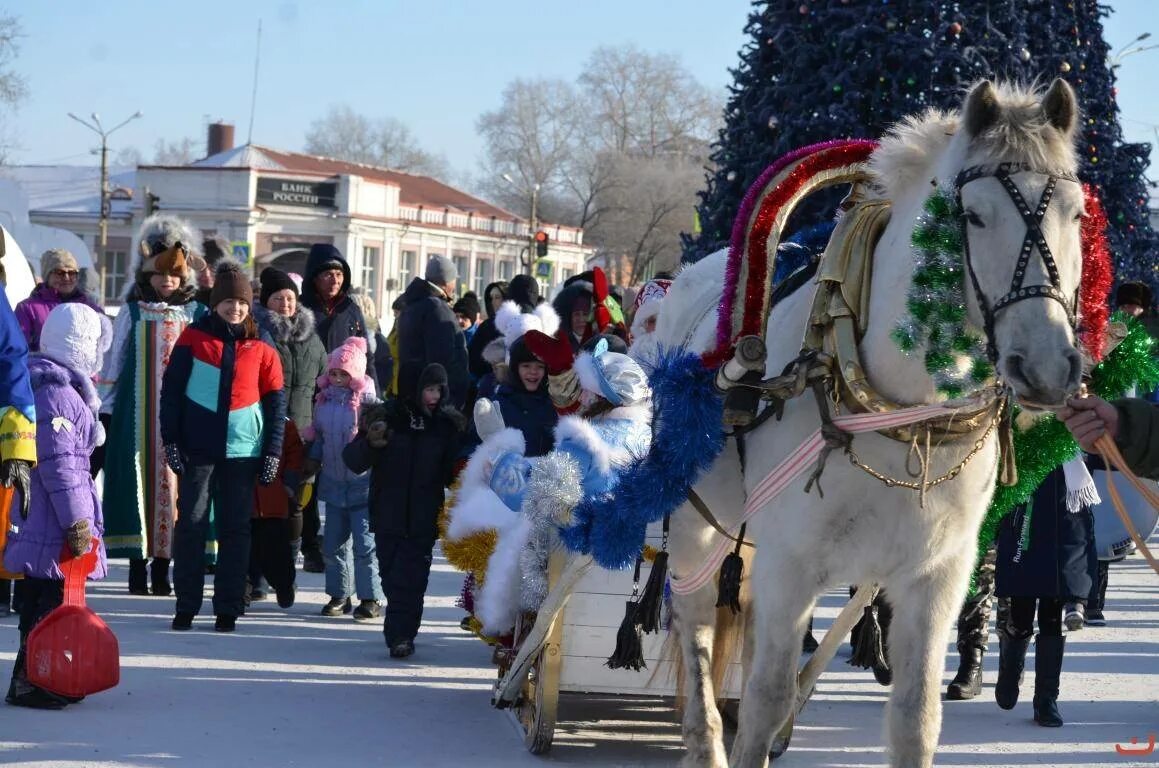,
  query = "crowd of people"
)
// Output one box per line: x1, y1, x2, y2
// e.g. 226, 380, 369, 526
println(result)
0, 210, 1153, 730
